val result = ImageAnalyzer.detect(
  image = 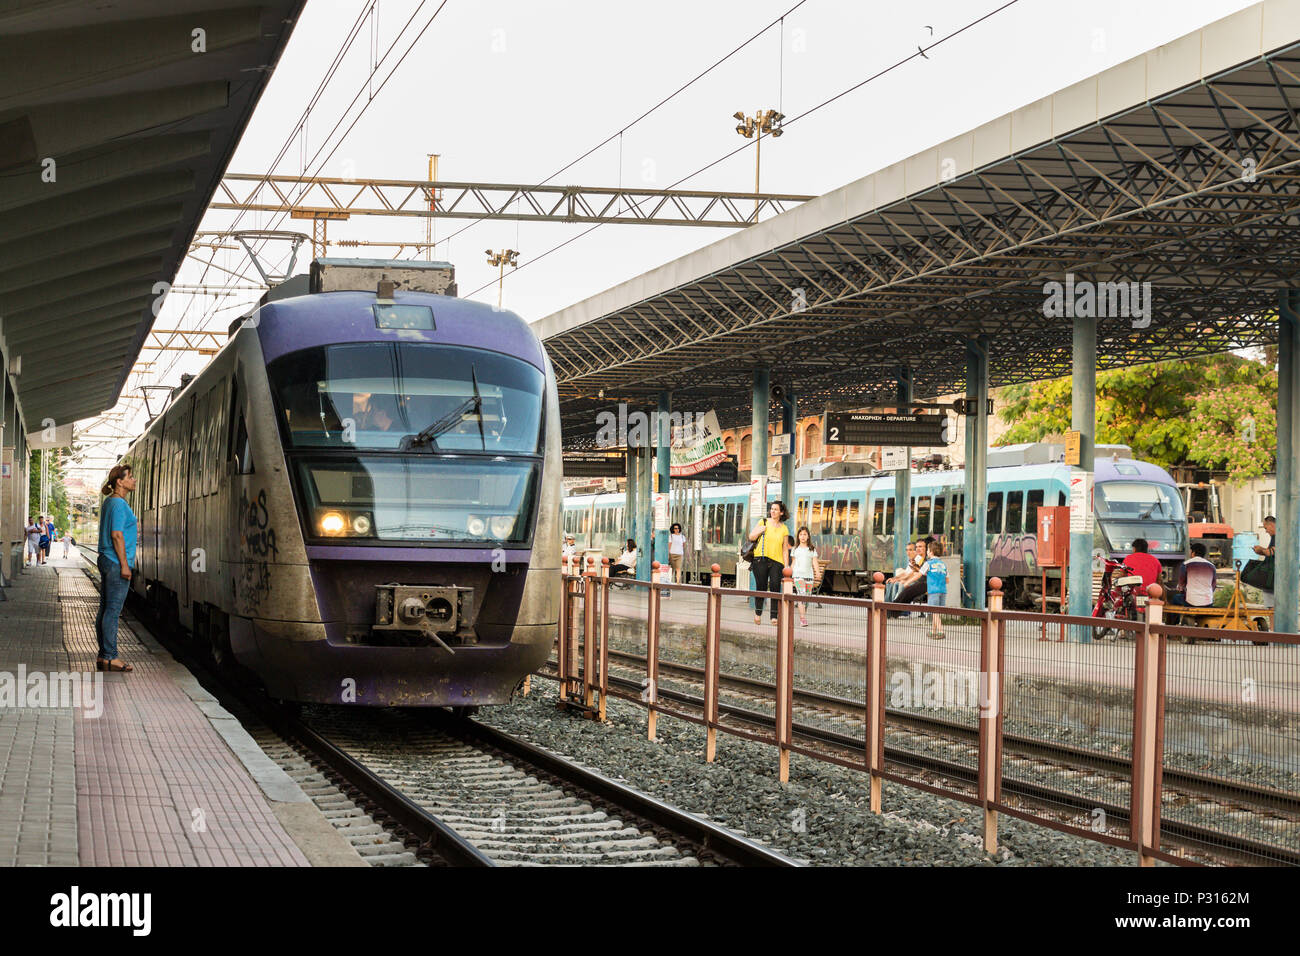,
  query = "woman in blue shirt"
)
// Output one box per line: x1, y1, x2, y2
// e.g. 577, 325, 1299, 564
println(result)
96, 463, 138, 672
